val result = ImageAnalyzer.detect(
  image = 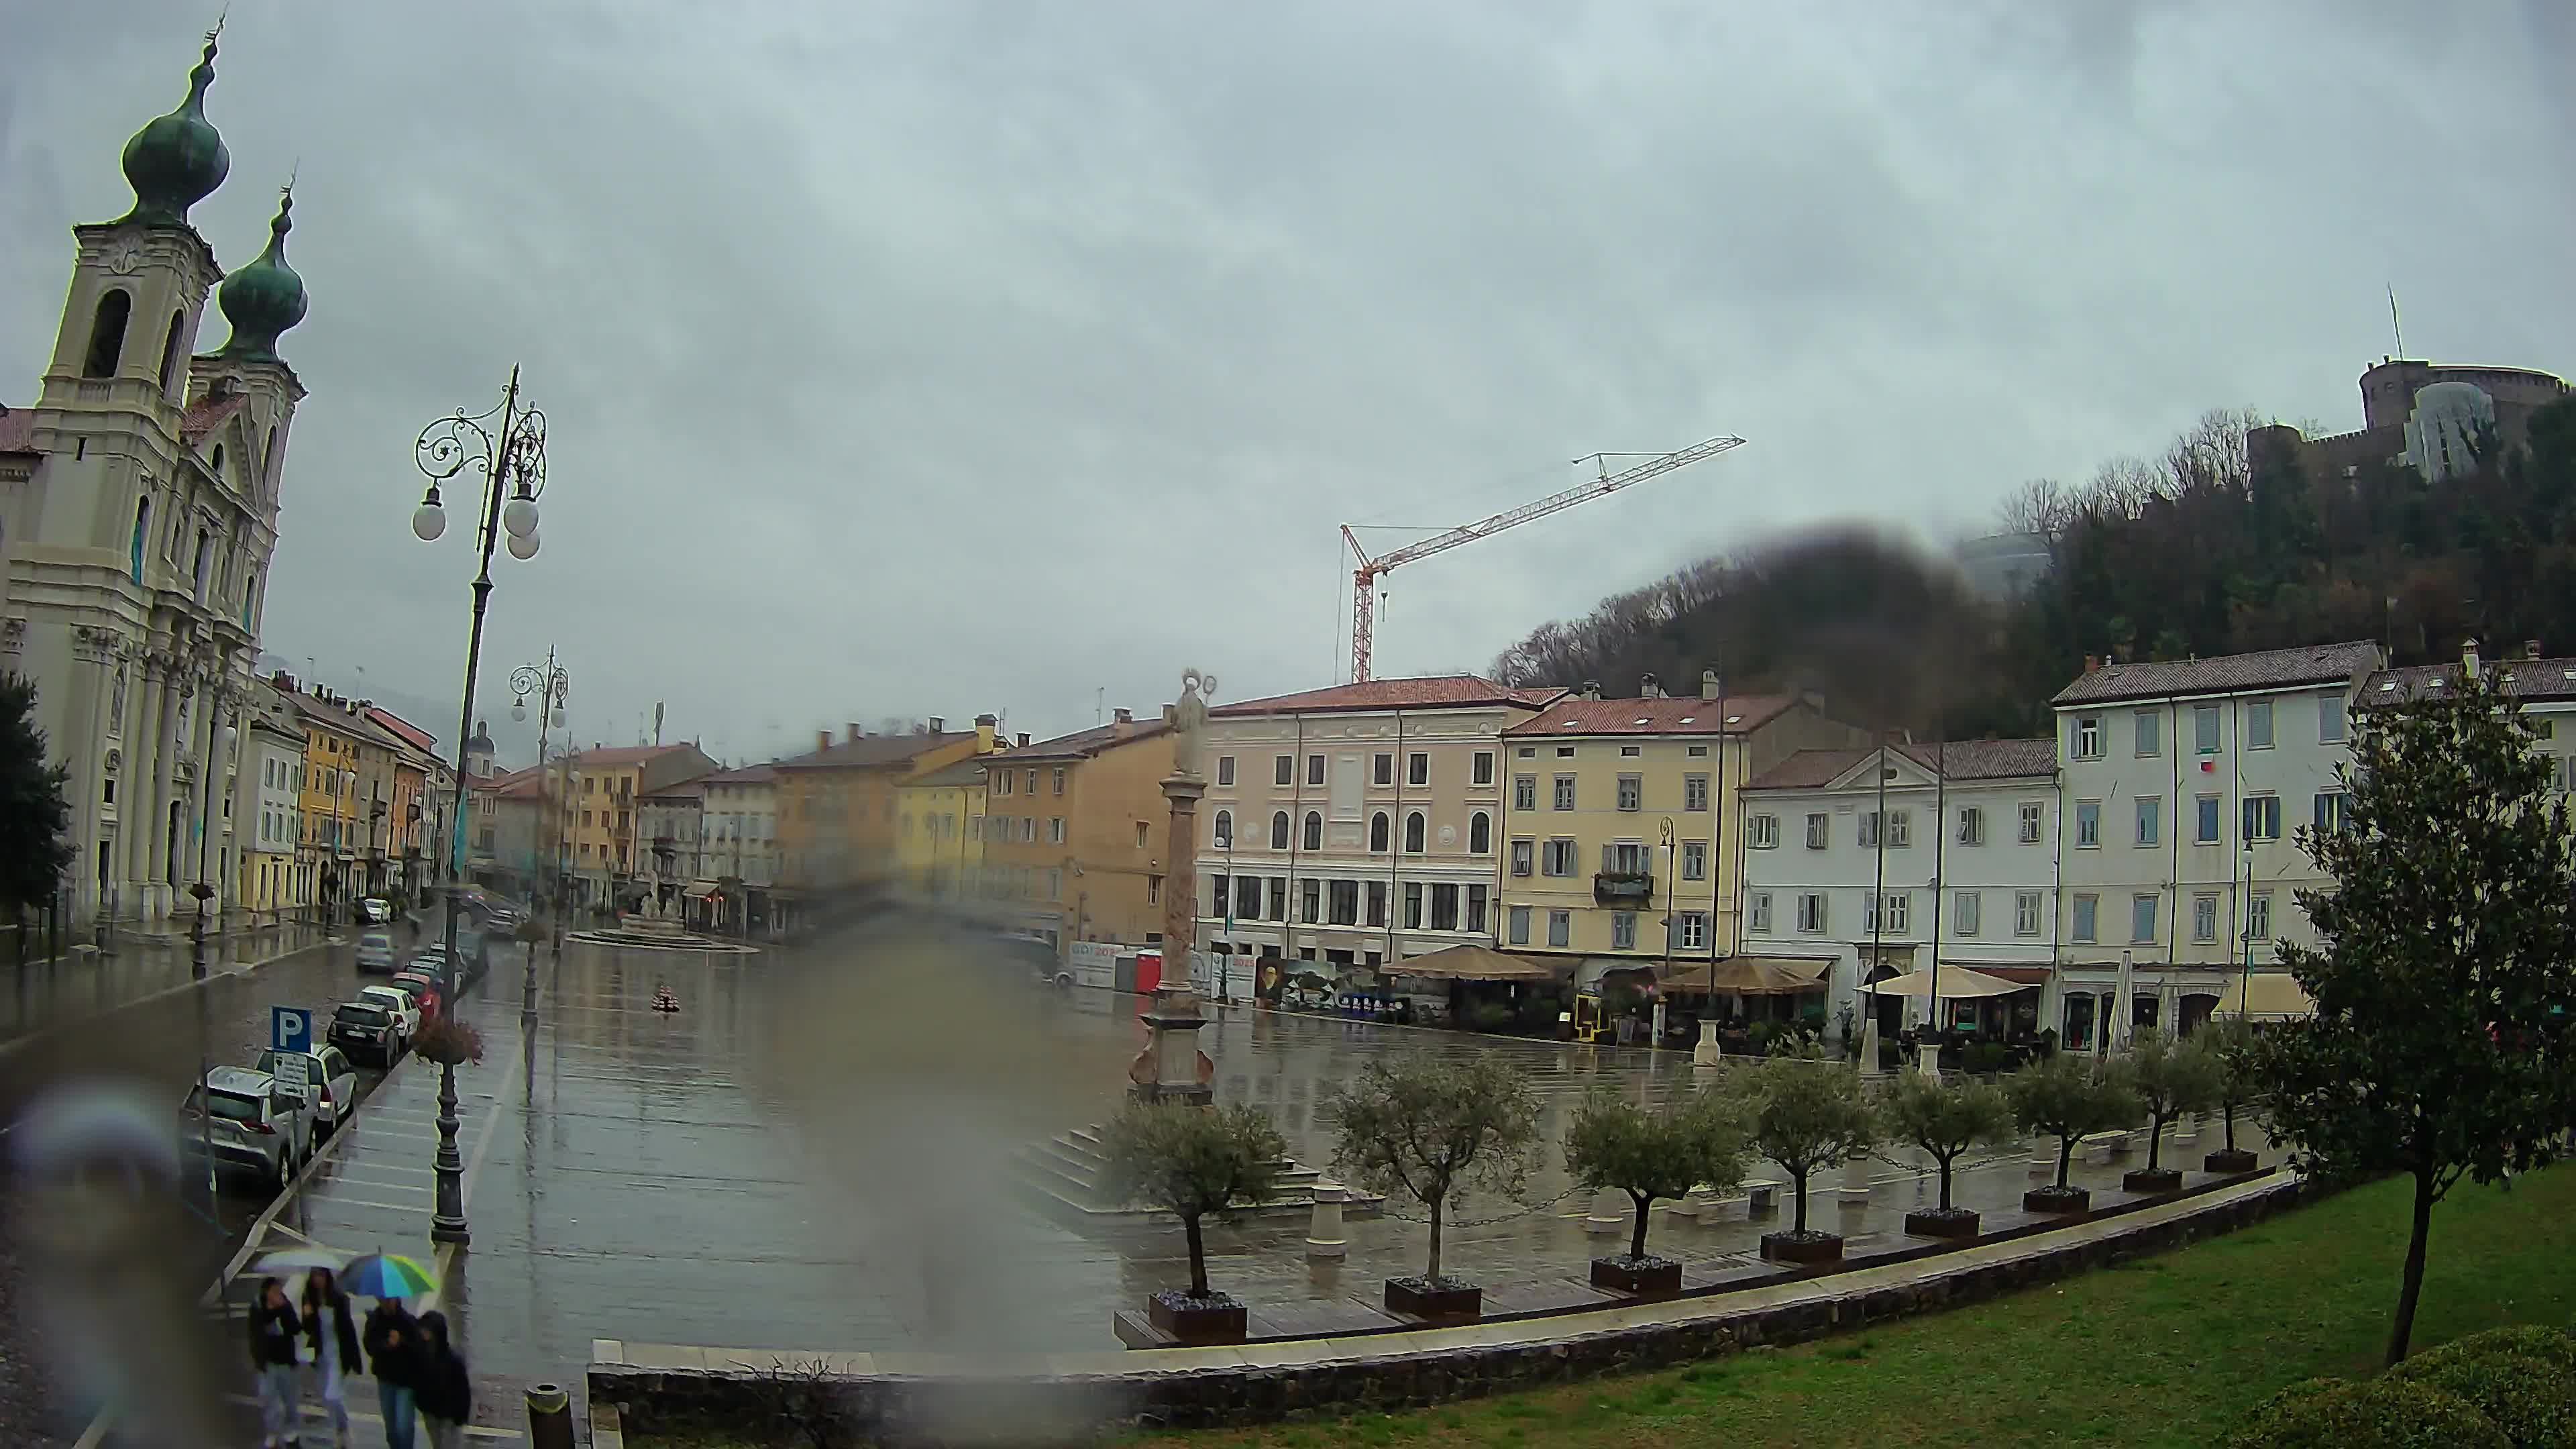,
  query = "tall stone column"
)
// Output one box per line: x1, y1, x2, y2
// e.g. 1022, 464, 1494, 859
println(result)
1160, 771, 1203, 967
